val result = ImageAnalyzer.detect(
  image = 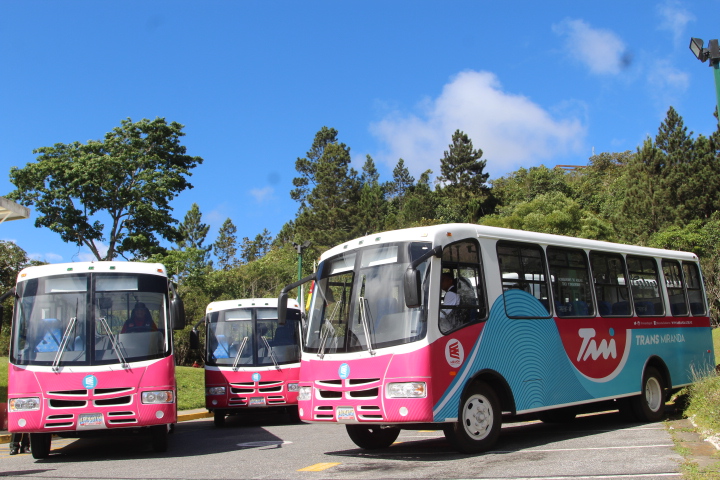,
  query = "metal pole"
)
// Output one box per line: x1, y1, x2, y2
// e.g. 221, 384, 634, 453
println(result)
713, 62, 720, 123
